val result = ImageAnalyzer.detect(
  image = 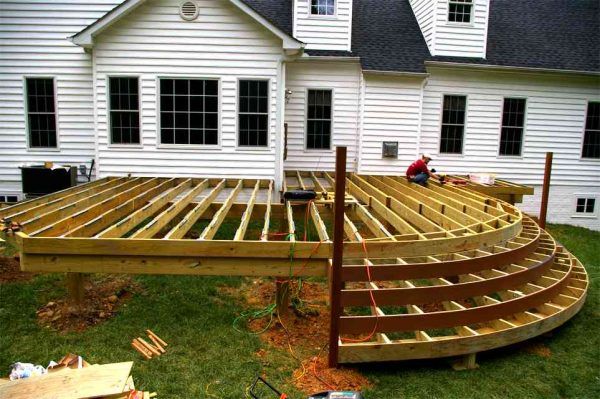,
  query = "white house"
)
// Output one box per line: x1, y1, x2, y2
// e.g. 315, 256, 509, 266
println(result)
0, 0, 599, 230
